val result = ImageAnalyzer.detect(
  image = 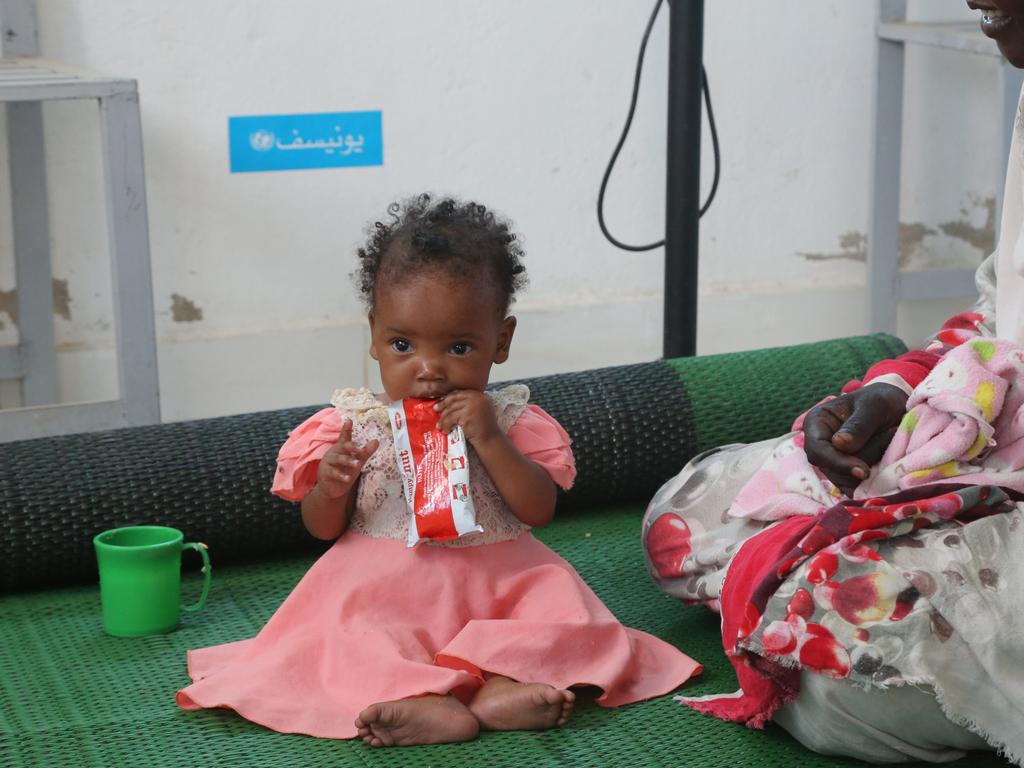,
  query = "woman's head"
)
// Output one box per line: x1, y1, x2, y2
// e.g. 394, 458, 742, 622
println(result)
355, 195, 526, 400
970, 0, 1024, 66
